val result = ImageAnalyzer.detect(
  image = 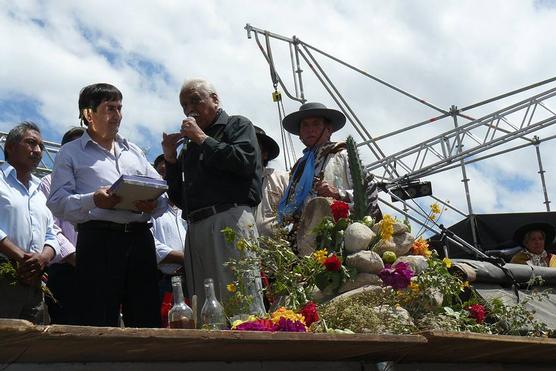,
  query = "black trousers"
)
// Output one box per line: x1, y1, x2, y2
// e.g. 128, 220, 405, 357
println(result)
76, 226, 160, 328
46, 262, 78, 325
